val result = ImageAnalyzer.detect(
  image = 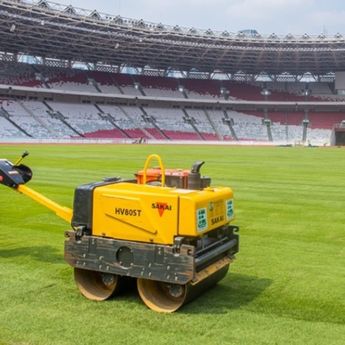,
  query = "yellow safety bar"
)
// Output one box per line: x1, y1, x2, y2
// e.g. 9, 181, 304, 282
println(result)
17, 184, 73, 223
142, 154, 165, 186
